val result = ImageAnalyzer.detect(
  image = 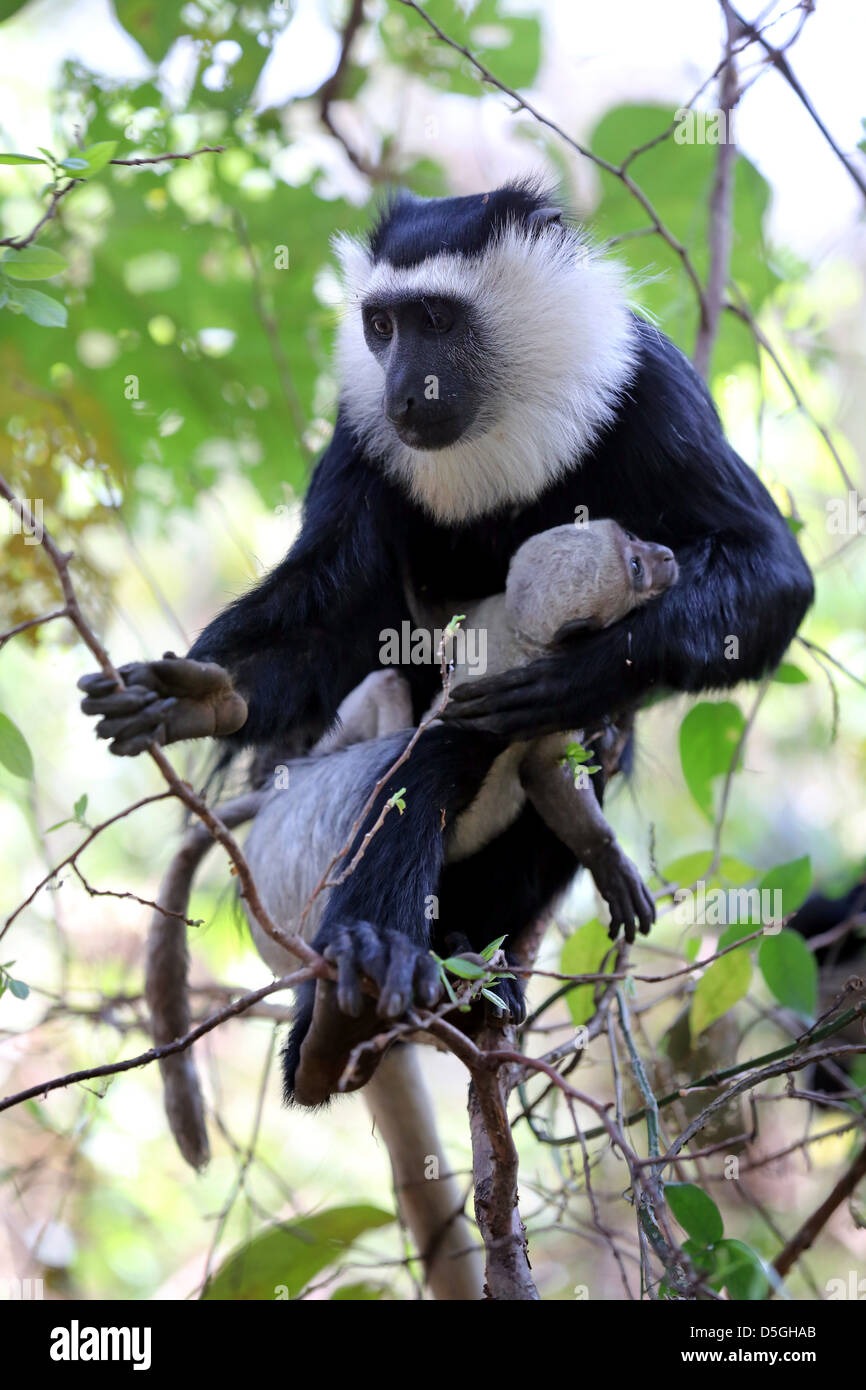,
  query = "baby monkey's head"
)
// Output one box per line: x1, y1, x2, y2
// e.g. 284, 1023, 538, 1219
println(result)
505, 519, 679, 651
